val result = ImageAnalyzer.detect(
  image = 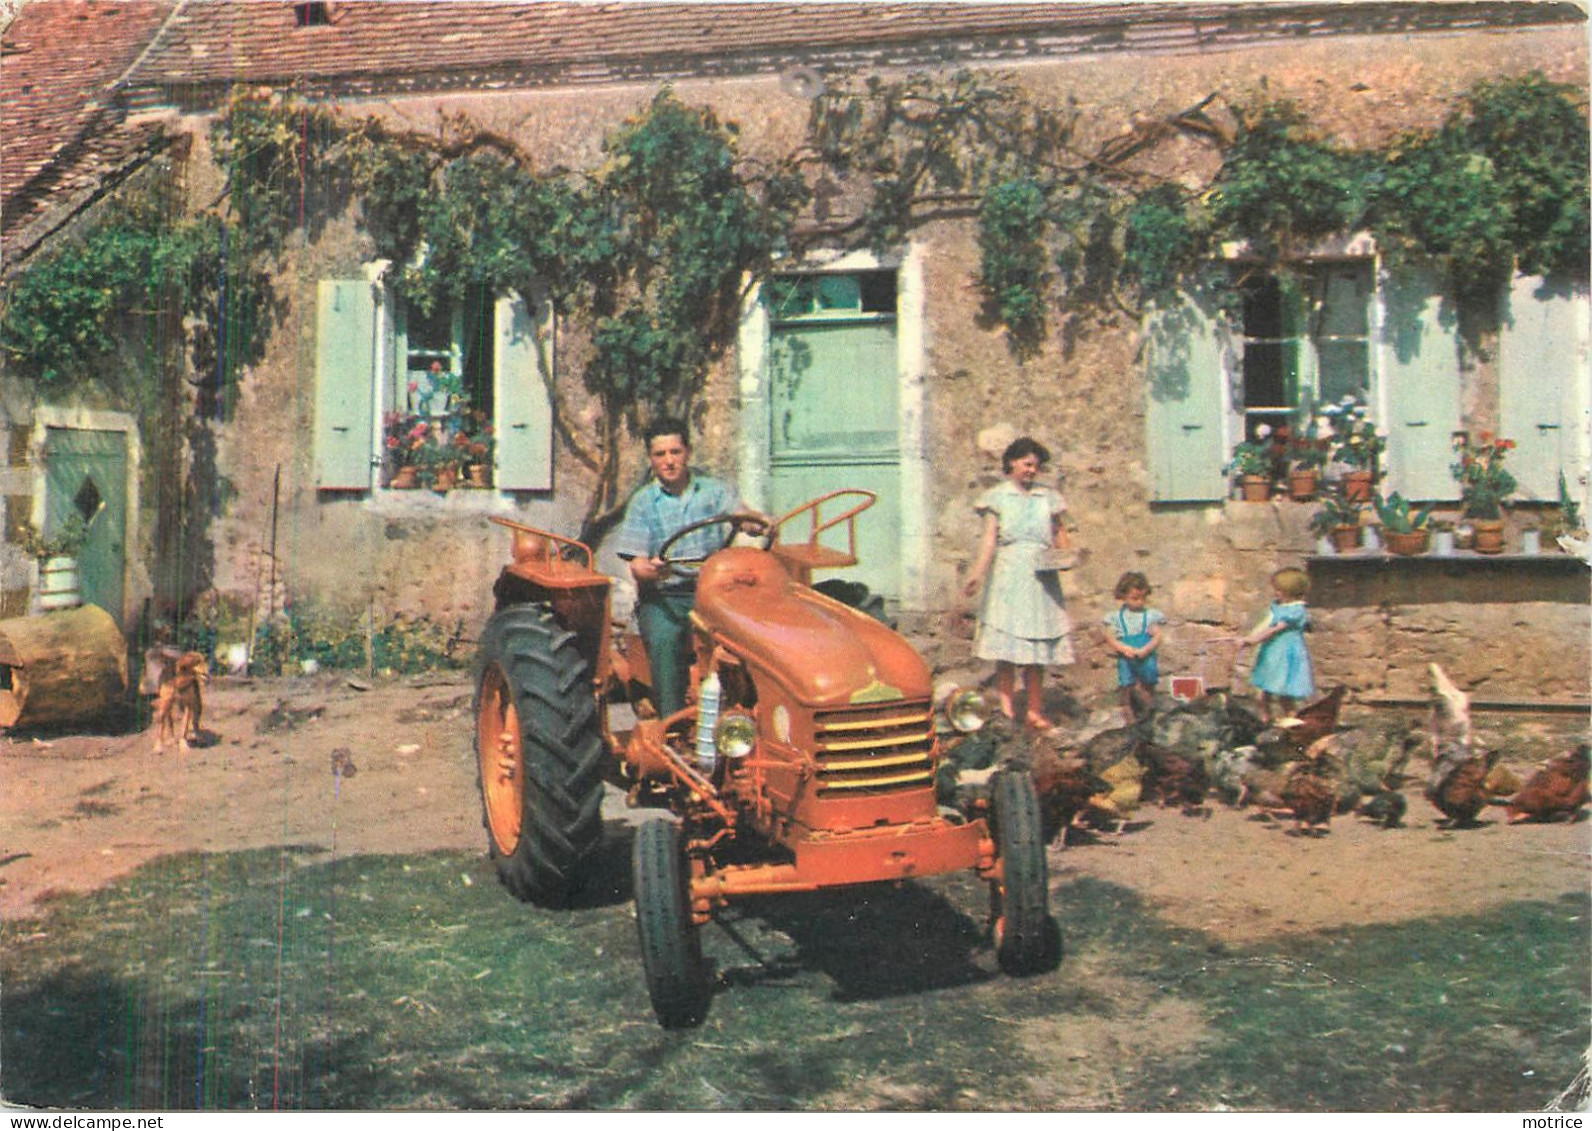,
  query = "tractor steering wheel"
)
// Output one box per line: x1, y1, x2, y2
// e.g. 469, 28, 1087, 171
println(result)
656, 512, 772, 567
